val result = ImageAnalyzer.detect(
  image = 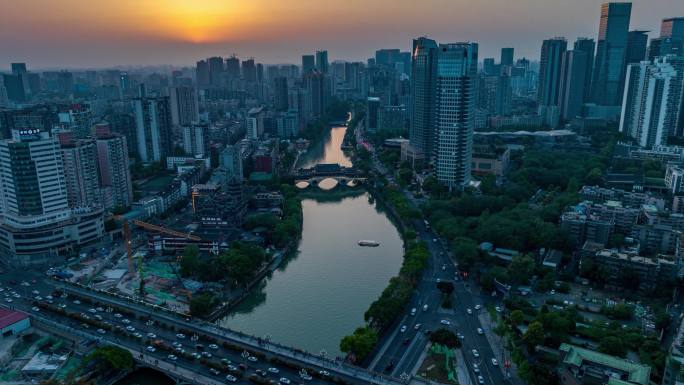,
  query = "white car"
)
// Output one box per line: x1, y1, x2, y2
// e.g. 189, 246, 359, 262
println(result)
477, 328, 484, 335
88, 308, 97, 313
474, 304, 482, 310
172, 342, 182, 348
201, 351, 212, 358
268, 367, 280, 374
410, 308, 417, 316
73, 300, 81, 305
208, 344, 219, 350
495, 306, 502, 313
423, 304, 428, 311
491, 358, 499, 366
414, 323, 422, 331
472, 349, 479, 358
279, 378, 291, 384
31, 306, 40, 312
125, 326, 135, 332
225, 375, 237, 383
473, 363, 480, 373
457, 332, 464, 340
440, 319, 450, 325
121, 319, 131, 324
467, 308, 473, 315
114, 313, 122, 318
146, 346, 156, 353
477, 375, 485, 384
147, 332, 156, 338
300, 373, 312, 381
168, 354, 177, 361
400, 325, 407, 333
176, 333, 186, 339
248, 356, 258, 362
133, 332, 143, 339
96, 329, 106, 335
